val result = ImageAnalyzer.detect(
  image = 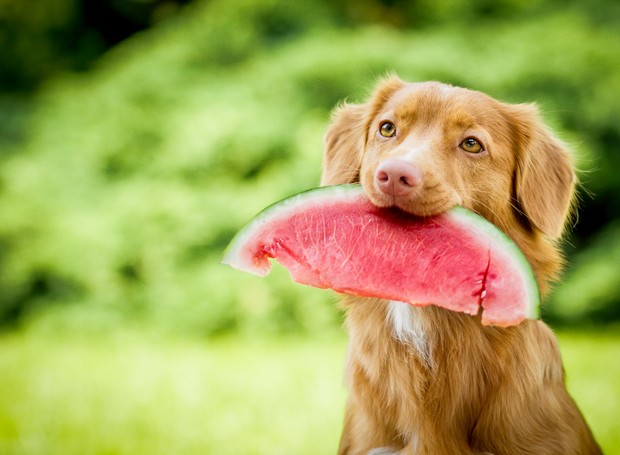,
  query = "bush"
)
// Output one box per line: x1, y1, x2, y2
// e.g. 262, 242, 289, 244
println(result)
1, 0, 619, 334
